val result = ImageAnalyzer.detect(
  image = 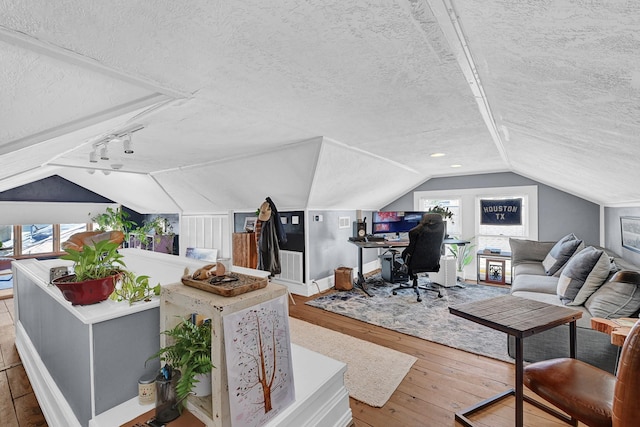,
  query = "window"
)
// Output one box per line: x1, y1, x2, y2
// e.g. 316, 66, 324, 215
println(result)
417, 198, 462, 237
476, 195, 529, 252
1, 223, 89, 258
0, 225, 13, 257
